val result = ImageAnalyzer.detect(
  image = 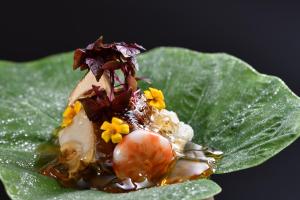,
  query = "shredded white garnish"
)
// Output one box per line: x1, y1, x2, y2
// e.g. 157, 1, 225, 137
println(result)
149, 109, 194, 154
